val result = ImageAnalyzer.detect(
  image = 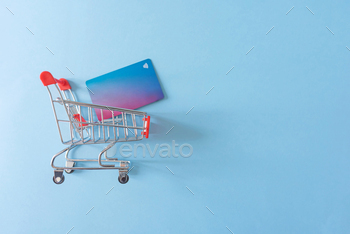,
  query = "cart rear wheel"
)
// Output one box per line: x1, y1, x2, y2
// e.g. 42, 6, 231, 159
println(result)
65, 169, 74, 174
53, 175, 65, 184
118, 174, 129, 184
65, 161, 75, 174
